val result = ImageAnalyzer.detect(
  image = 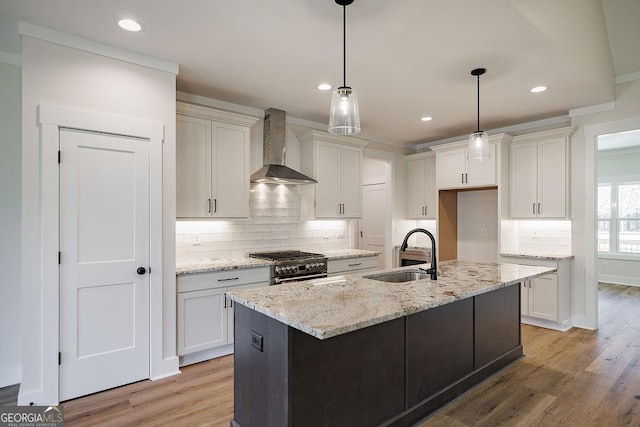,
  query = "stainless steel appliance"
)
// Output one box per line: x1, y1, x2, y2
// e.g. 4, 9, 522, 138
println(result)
398, 247, 432, 267
248, 250, 328, 285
